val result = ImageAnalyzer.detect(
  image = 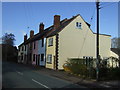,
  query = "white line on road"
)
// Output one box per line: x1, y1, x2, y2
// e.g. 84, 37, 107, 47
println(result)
16, 71, 23, 75
32, 79, 51, 90
100, 84, 111, 88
